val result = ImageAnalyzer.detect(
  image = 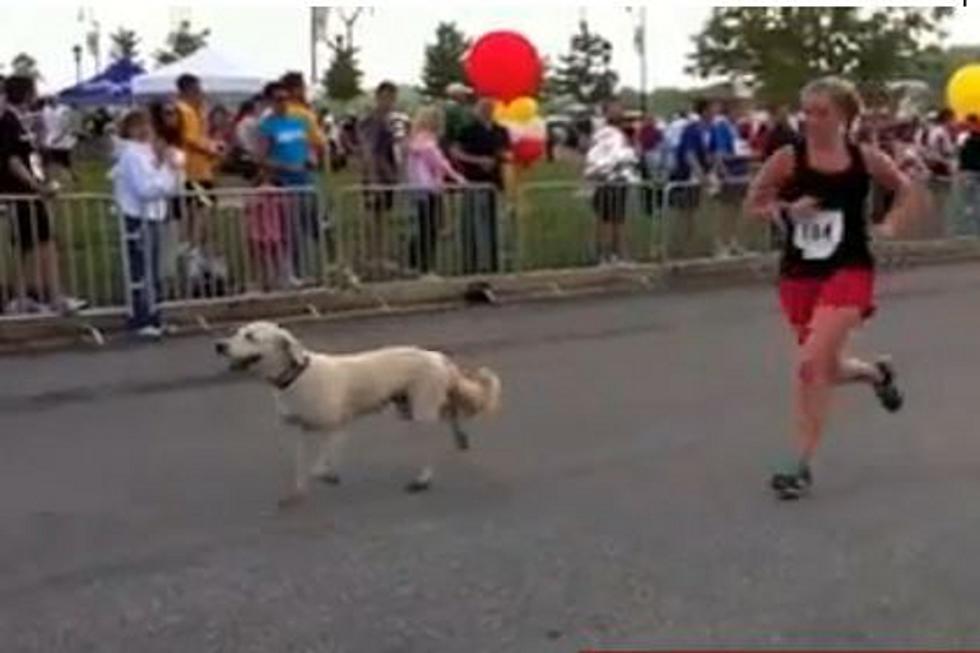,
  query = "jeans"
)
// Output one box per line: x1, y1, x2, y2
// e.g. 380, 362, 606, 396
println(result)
124, 217, 162, 330
460, 187, 499, 275
283, 188, 322, 279
411, 191, 441, 274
